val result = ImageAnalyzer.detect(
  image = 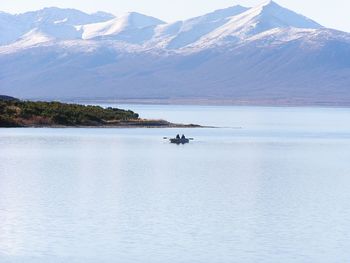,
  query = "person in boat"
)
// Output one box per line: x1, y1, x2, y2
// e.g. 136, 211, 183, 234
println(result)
181, 134, 186, 140
176, 134, 180, 139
